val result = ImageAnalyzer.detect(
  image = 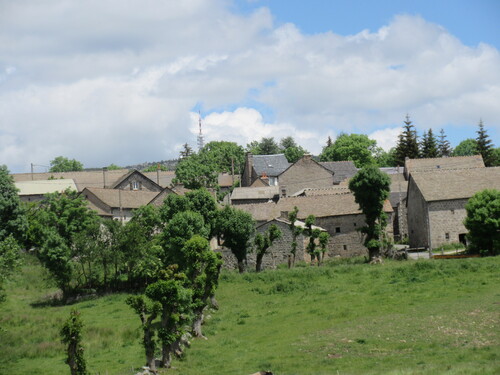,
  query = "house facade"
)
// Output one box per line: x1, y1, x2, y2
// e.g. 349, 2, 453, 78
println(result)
407, 167, 500, 249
